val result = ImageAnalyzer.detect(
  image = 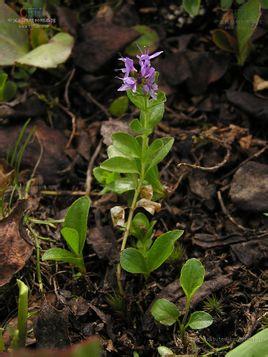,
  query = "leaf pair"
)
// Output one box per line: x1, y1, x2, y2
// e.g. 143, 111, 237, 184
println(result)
42, 196, 91, 273
120, 229, 184, 275
151, 259, 213, 332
